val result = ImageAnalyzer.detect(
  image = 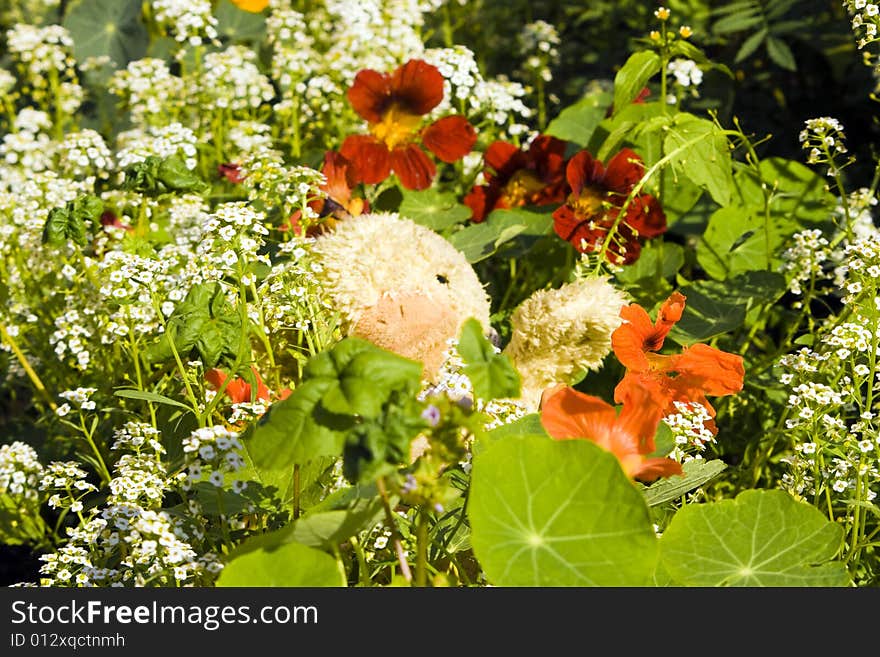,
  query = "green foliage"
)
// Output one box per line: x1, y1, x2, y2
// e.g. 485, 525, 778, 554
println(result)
659, 489, 850, 586
62, 0, 147, 69
664, 113, 733, 207
545, 87, 613, 147
668, 271, 786, 344
712, 0, 809, 71
122, 155, 209, 196
143, 282, 242, 369
243, 338, 425, 485
696, 157, 834, 279
640, 459, 727, 507
42, 195, 103, 247
448, 208, 553, 263
456, 318, 521, 401
216, 541, 345, 587
469, 435, 659, 586
612, 51, 661, 116
399, 188, 472, 231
